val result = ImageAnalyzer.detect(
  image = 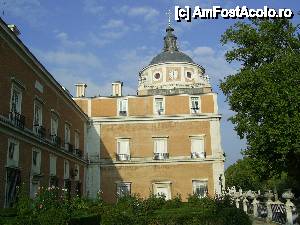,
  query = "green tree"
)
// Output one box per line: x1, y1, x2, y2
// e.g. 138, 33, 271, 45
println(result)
220, 18, 300, 193
225, 158, 262, 191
